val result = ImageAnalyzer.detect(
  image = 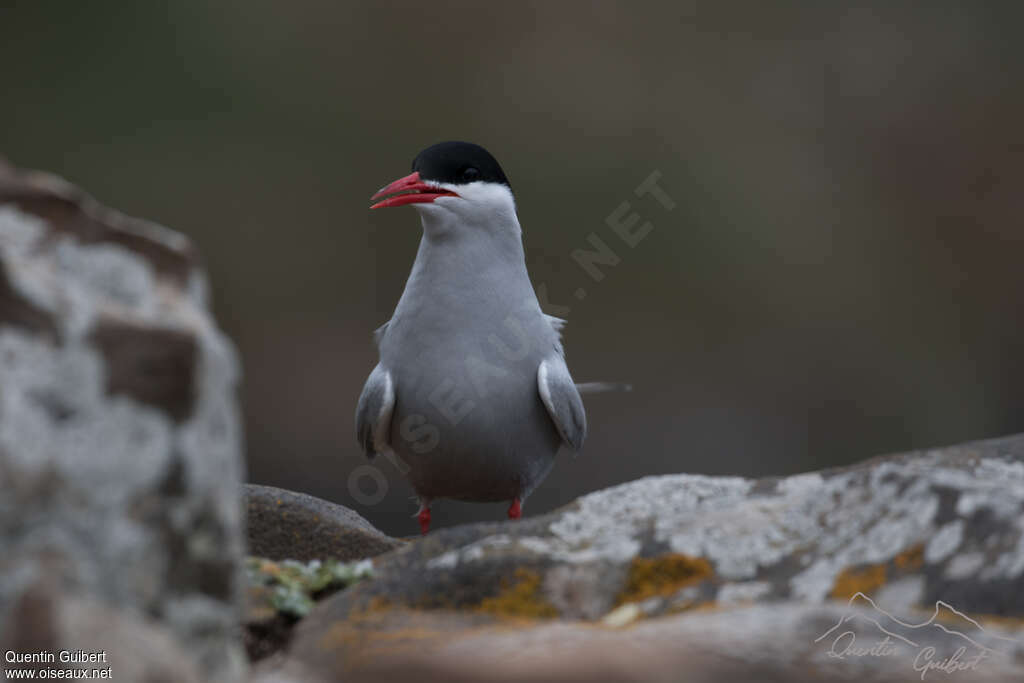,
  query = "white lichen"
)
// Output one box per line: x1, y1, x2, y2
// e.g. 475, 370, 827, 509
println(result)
0, 200, 244, 682
925, 520, 964, 564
